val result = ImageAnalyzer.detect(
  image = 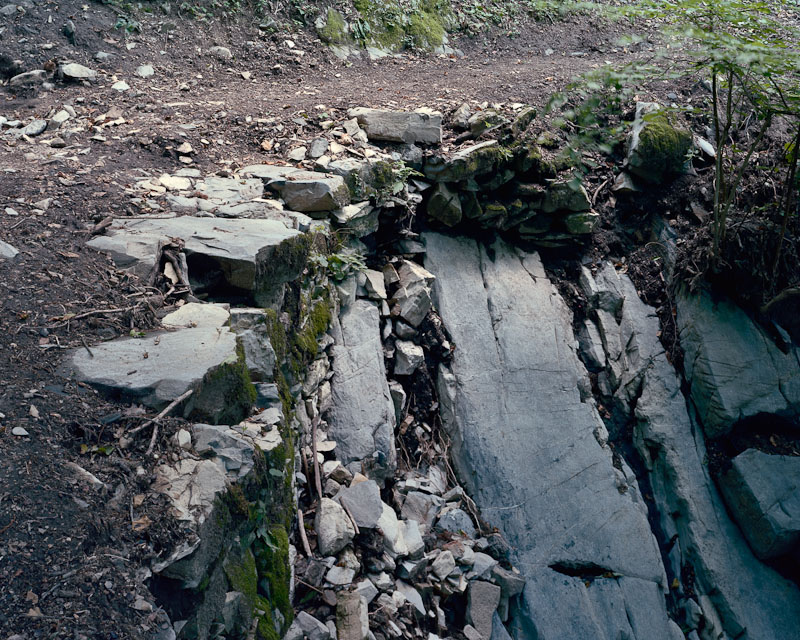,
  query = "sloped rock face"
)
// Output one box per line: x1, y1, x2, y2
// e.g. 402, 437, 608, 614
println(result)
579, 263, 800, 640
719, 449, 800, 560
425, 234, 680, 640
